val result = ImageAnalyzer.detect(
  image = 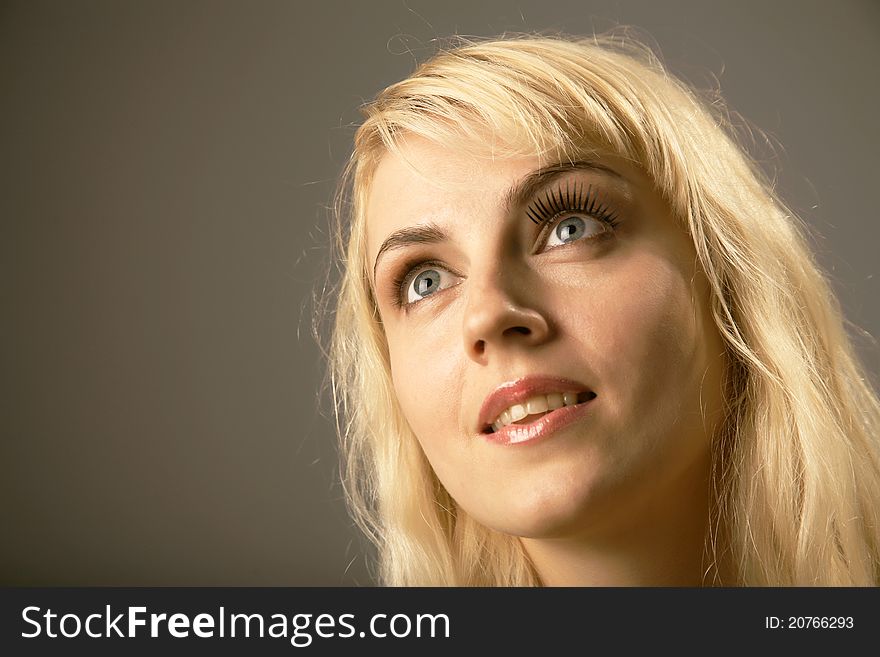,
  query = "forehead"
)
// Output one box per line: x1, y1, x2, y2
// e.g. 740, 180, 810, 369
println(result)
365, 136, 542, 258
